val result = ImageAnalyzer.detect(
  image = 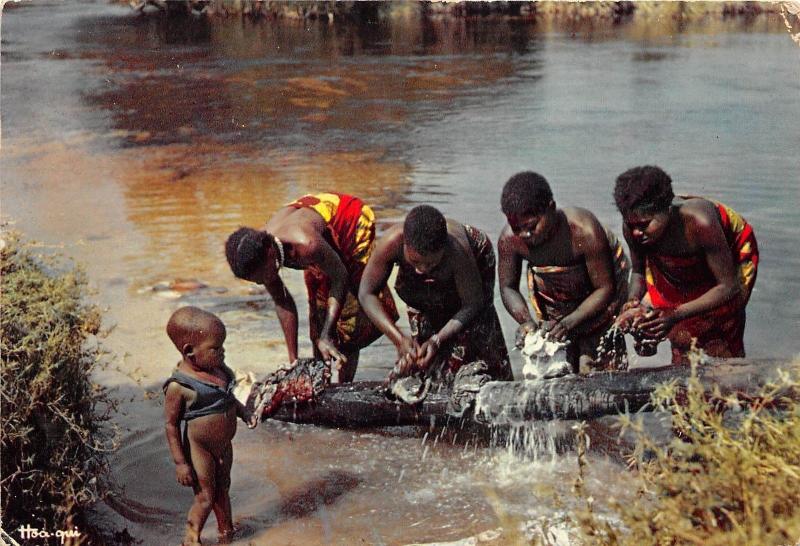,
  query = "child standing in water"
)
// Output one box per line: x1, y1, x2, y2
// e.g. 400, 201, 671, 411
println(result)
163, 306, 254, 546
